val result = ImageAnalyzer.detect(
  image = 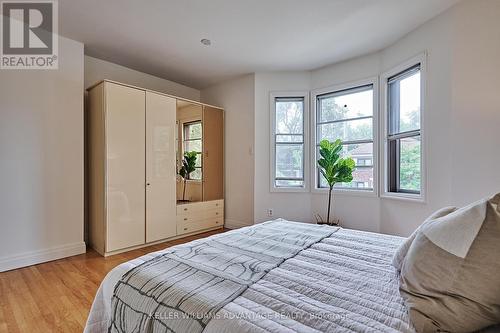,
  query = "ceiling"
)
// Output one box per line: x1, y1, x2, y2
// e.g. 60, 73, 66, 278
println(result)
59, 0, 460, 89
